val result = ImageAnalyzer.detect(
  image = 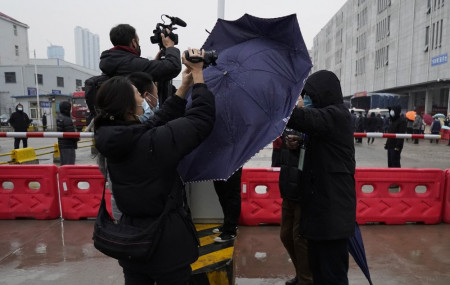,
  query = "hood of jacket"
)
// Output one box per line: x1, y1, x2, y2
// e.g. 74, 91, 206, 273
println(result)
302, 70, 343, 108
15, 104, 23, 112
95, 124, 141, 161
99, 49, 133, 75
59, 101, 71, 116
388, 105, 401, 120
